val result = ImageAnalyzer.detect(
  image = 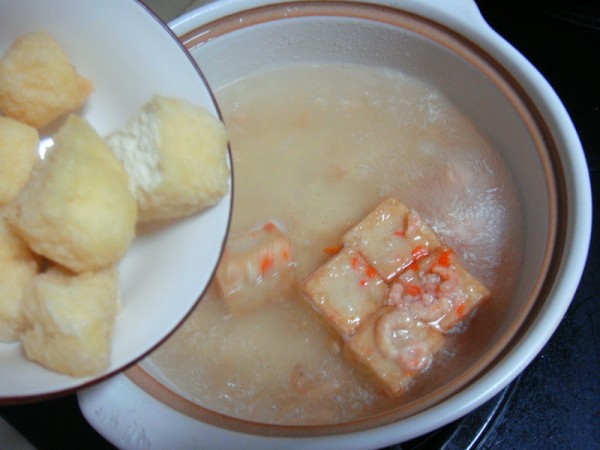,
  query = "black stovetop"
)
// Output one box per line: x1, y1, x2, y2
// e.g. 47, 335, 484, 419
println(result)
1, 1, 599, 448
